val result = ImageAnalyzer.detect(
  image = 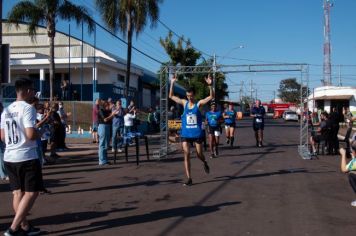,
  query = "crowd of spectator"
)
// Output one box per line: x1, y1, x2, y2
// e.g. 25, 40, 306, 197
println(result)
308, 106, 355, 156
